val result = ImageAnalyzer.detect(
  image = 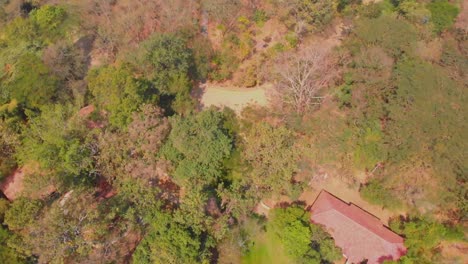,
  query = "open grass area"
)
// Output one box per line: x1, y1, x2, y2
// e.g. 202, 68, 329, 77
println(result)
242, 228, 293, 264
